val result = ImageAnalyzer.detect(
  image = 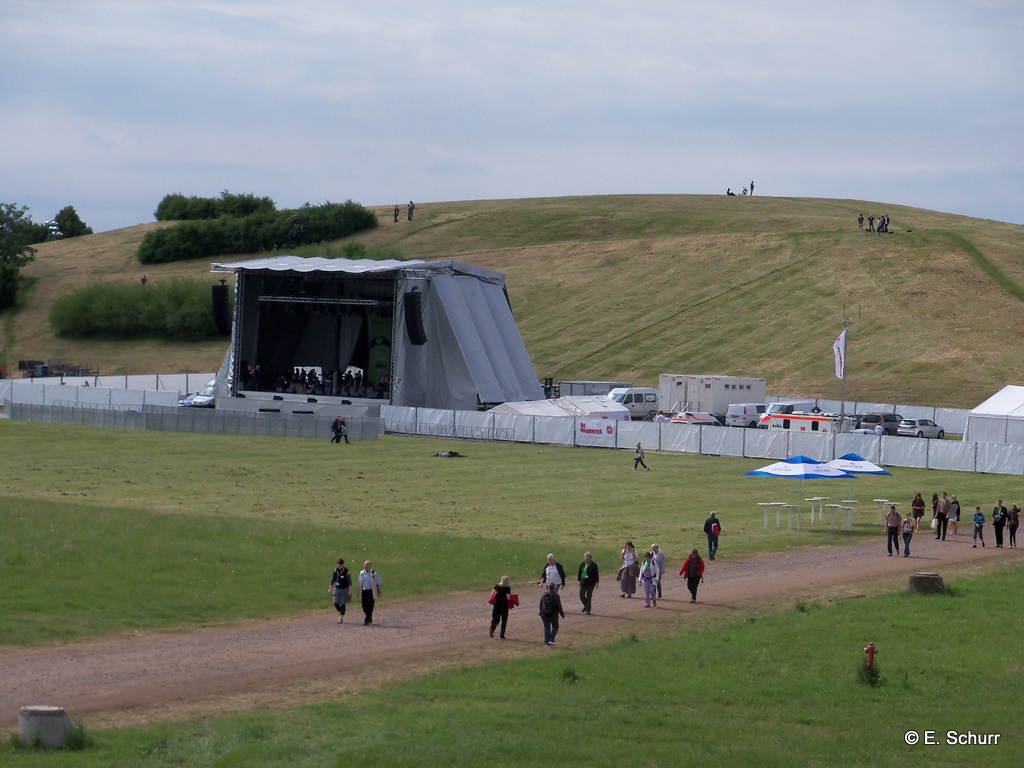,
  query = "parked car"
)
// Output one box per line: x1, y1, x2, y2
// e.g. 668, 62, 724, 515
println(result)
897, 418, 945, 439
178, 379, 216, 408
857, 413, 902, 435
725, 402, 767, 428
